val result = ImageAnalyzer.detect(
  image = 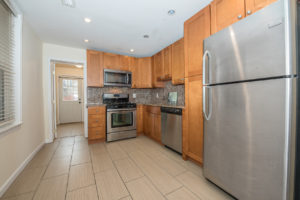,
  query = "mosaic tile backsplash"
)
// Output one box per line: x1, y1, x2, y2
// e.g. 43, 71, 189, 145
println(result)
87, 81, 185, 106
